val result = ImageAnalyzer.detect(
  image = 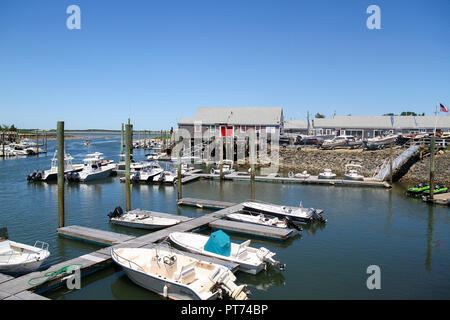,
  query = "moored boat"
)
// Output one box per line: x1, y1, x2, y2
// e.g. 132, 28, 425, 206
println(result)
169, 230, 285, 275
107, 207, 180, 230
0, 229, 50, 275
27, 151, 83, 182
344, 164, 364, 181
111, 246, 248, 300
318, 168, 337, 179
241, 200, 326, 225
225, 213, 290, 229
66, 152, 115, 182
